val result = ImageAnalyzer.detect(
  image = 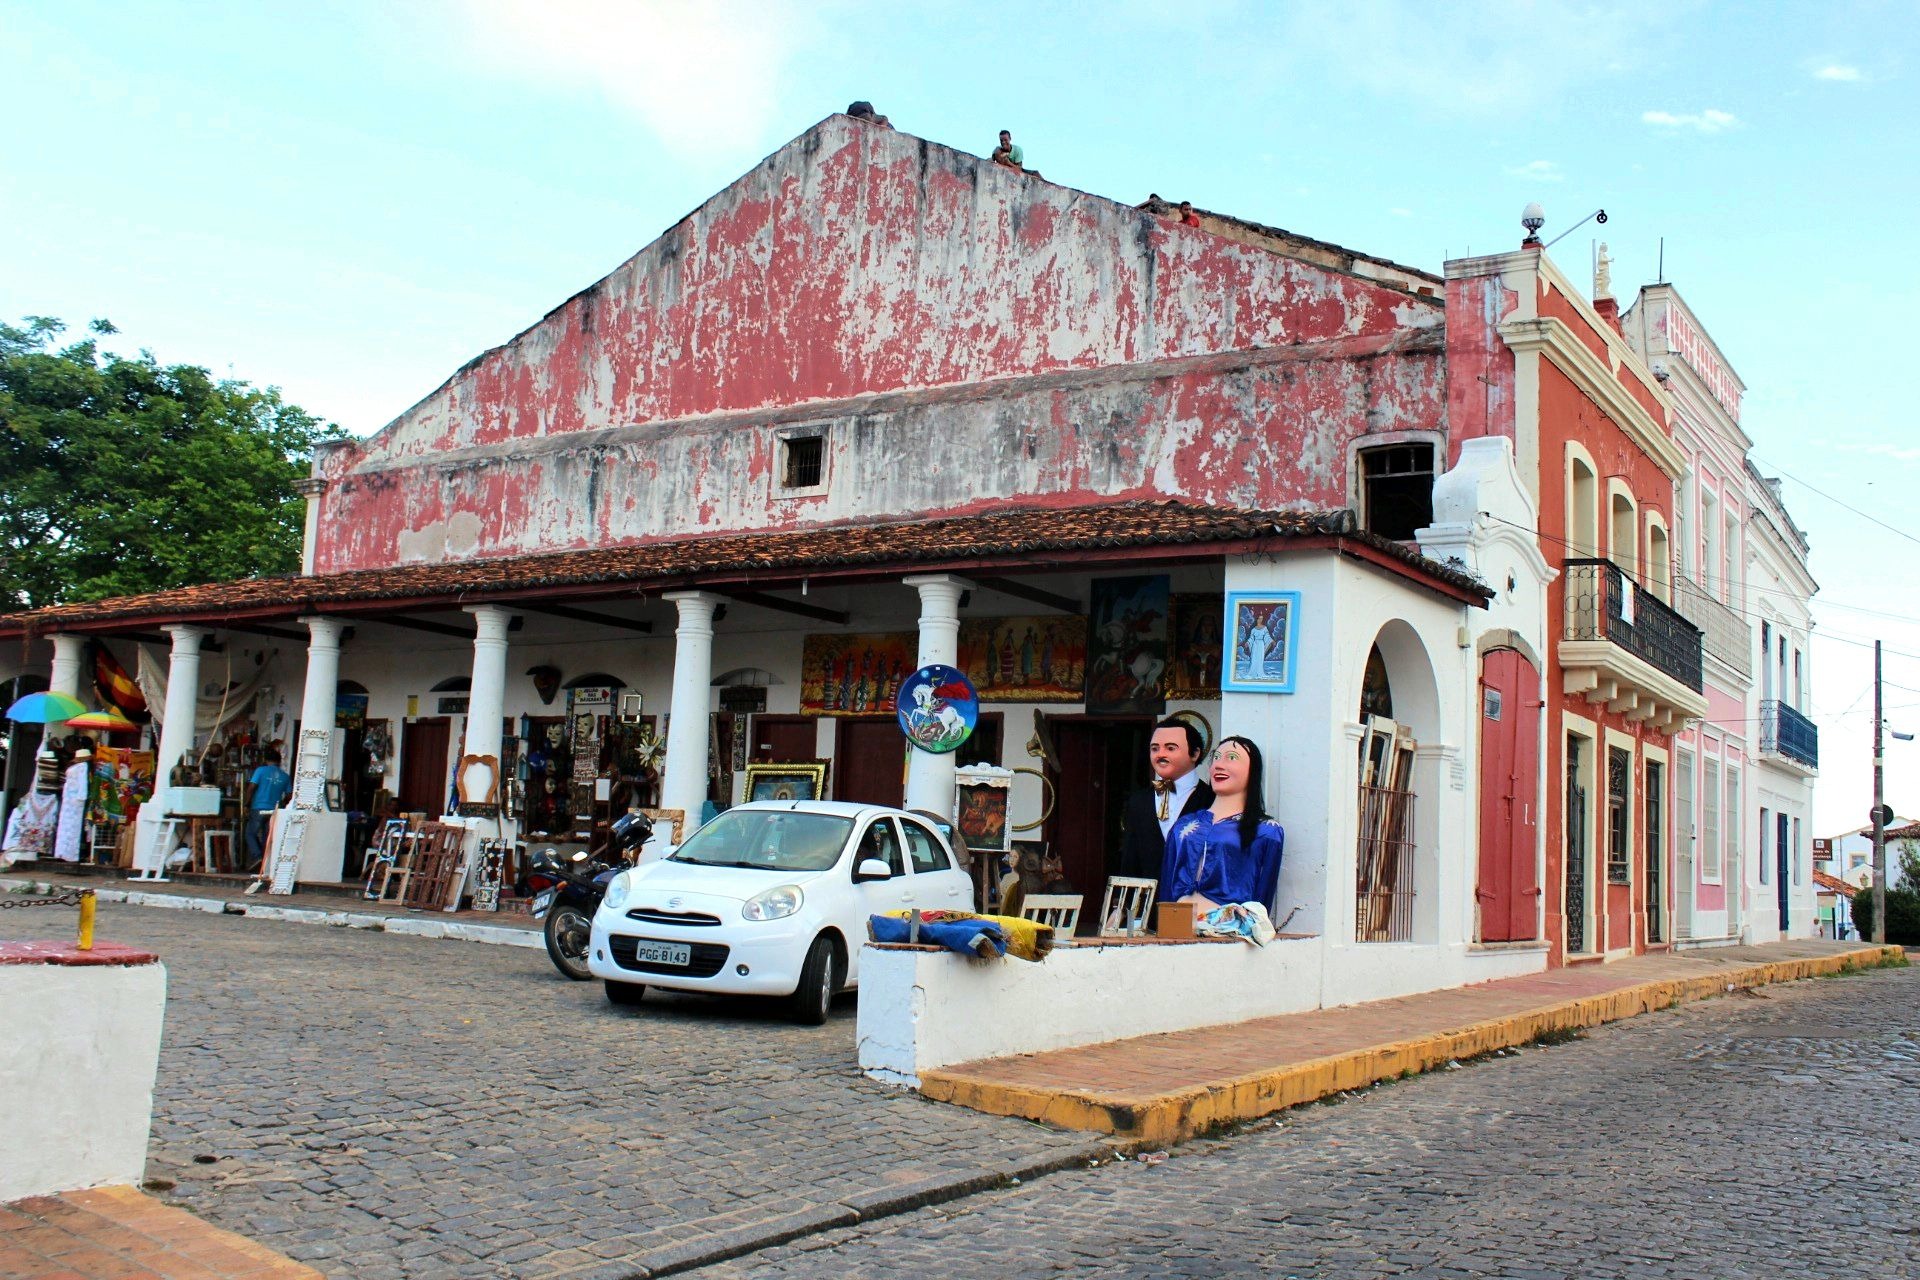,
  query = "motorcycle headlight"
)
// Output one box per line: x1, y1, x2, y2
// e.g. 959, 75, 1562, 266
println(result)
742, 884, 804, 921
603, 870, 632, 911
